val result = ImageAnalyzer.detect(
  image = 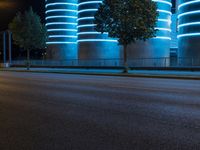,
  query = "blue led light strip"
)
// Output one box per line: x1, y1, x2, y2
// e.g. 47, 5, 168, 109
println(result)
155, 28, 171, 32
157, 9, 172, 15
77, 24, 96, 28
178, 10, 200, 19
45, 0, 78, 46
45, 3, 78, 8
77, 32, 108, 35
77, 15, 172, 28
78, 9, 98, 13
46, 9, 77, 14
46, 22, 77, 26
46, 16, 77, 20
158, 19, 172, 24
78, 1, 102, 6
49, 35, 77, 38
178, 33, 200, 38
152, 0, 172, 6
78, 39, 118, 42
178, 22, 200, 28
178, 0, 200, 10
154, 36, 171, 40
77, 17, 94, 21
47, 29, 77, 32
75, 0, 172, 43
46, 42, 77, 44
